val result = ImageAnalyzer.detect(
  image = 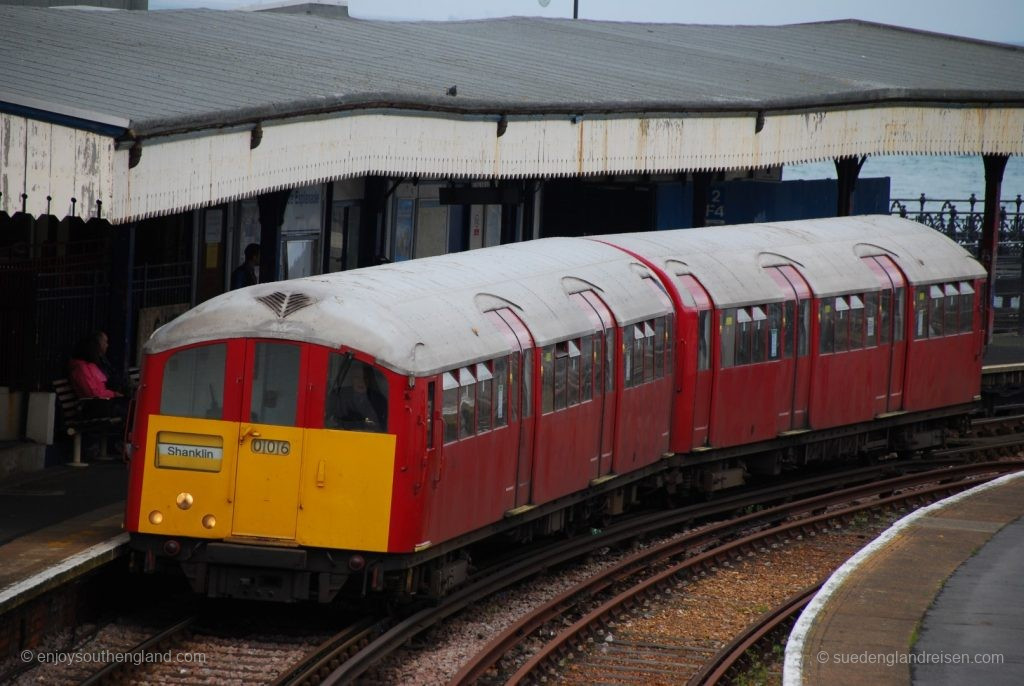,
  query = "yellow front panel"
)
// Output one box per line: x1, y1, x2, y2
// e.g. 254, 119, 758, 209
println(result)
297, 428, 397, 552
232, 424, 304, 539
137, 415, 240, 539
